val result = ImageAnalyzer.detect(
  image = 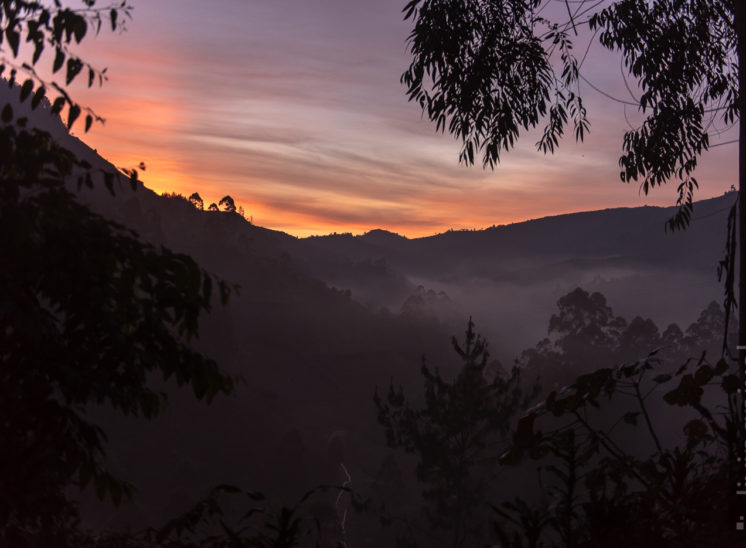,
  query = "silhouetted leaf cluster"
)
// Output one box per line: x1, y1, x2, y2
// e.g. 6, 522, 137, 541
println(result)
0, 0, 134, 132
